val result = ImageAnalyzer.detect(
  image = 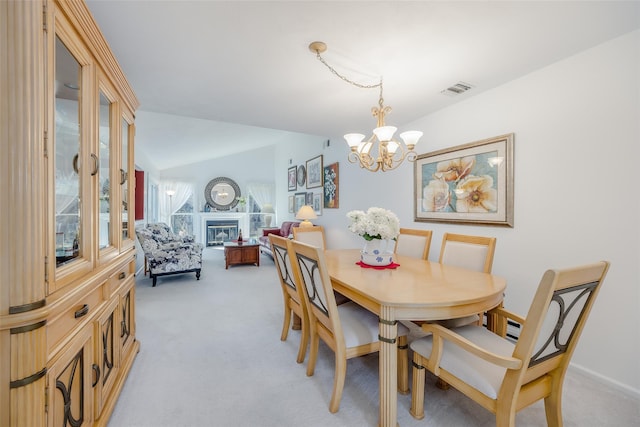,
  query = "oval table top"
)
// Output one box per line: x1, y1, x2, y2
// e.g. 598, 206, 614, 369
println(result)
324, 248, 507, 321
